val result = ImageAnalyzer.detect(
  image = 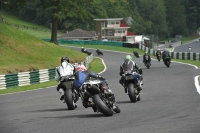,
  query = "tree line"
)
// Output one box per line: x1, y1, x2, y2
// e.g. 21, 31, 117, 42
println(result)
1, 0, 200, 44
